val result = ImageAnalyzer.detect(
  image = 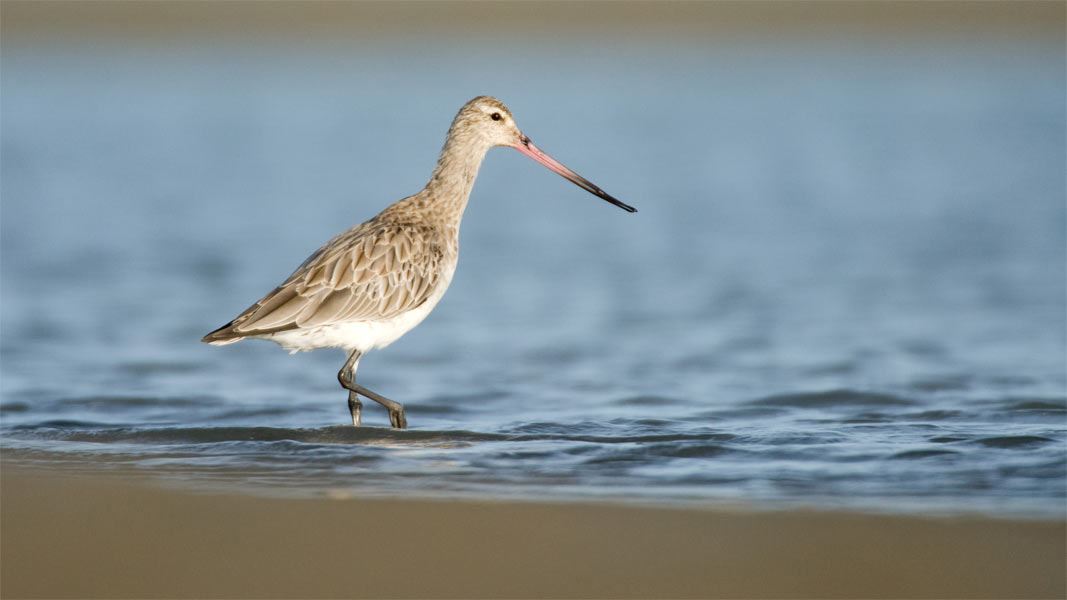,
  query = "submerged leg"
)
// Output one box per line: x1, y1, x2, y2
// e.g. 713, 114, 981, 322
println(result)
337, 350, 408, 429
338, 350, 363, 427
